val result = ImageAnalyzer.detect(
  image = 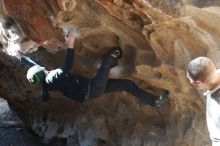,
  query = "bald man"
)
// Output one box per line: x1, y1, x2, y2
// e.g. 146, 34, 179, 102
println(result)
187, 57, 220, 146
